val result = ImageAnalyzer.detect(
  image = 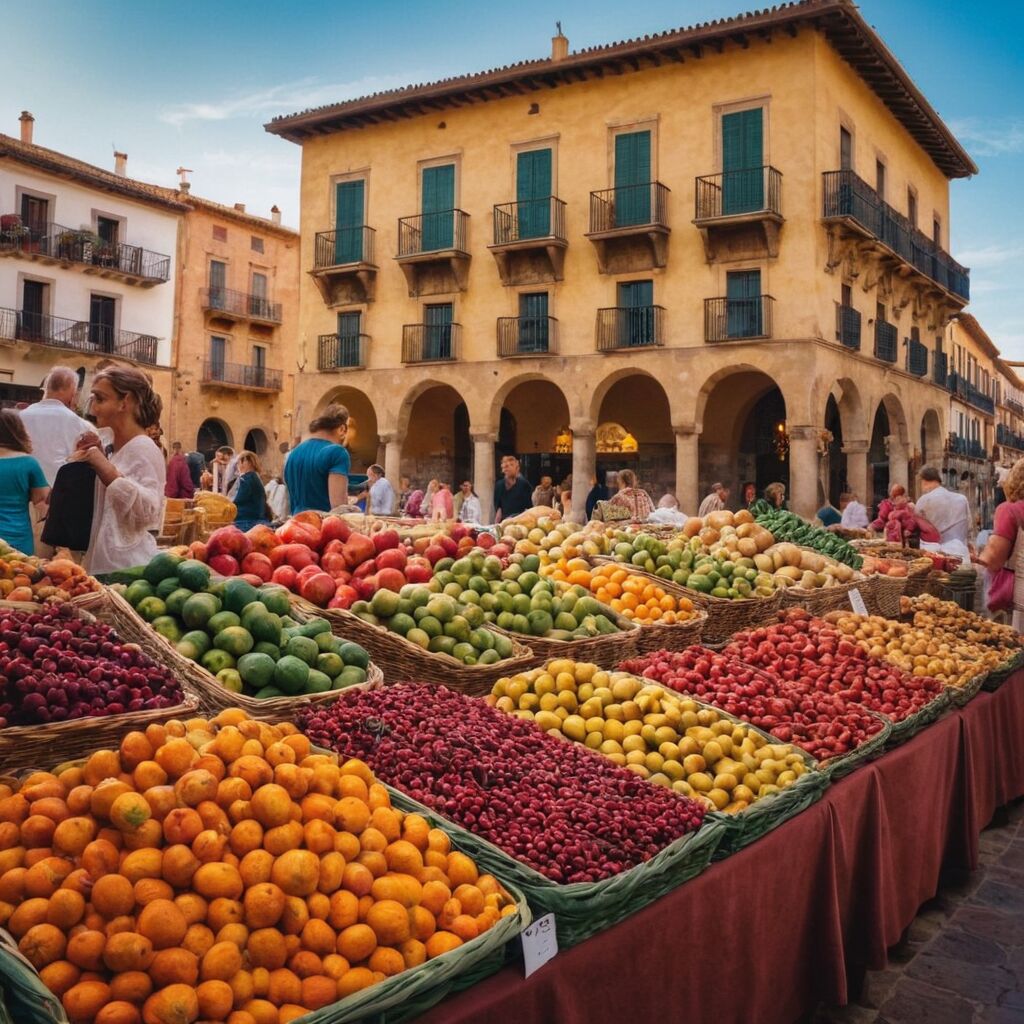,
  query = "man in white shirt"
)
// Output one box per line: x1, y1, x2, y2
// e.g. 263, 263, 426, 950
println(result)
839, 491, 870, 529
365, 464, 396, 515
697, 482, 728, 517
20, 366, 92, 484
915, 465, 971, 558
